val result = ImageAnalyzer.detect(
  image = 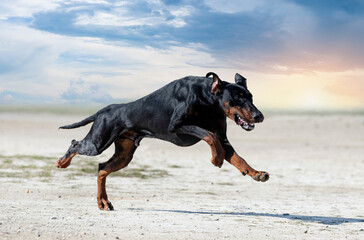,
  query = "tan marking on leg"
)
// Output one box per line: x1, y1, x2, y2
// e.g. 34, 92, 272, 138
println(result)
97, 169, 113, 210
97, 135, 137, 210
226, 152, 269, 182
202, 131, 225, 168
